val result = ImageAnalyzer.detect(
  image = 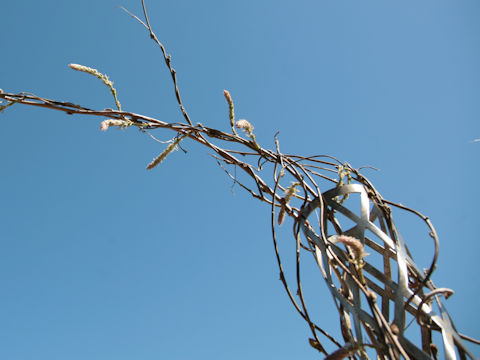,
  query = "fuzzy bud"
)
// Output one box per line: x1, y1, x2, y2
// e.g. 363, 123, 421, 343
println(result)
100, 119, 130, 131
277, 182, 300, 225
224, 90, 236, 133
69, 63, 121, 111
328, 235, 367, 261
69, 63, 89, 72
146, 133, 189, 170
236, 119, 253, 133
235, 119, 260, 149
223, 90, 233, 104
